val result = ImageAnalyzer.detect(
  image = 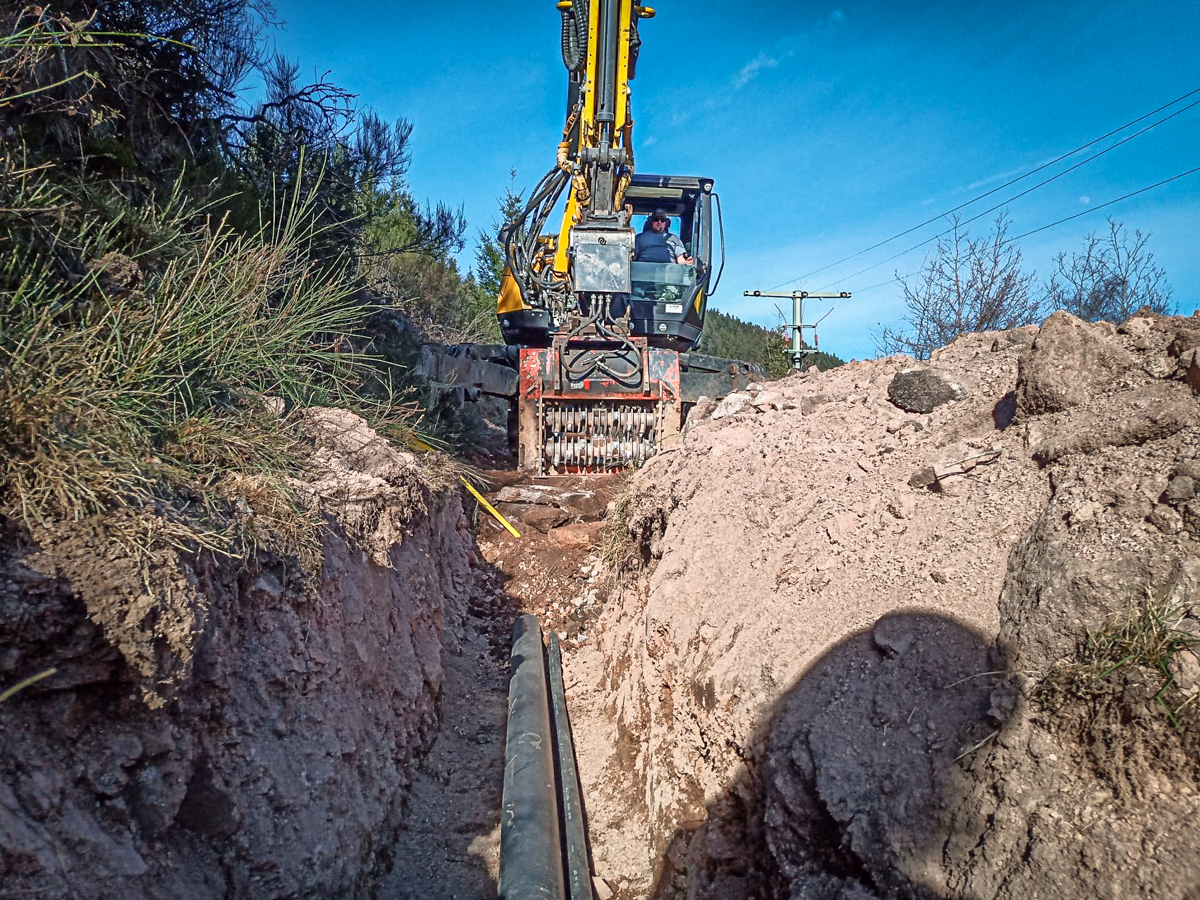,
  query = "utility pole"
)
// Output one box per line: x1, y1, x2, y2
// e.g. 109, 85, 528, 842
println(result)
745, 290, 849, 369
